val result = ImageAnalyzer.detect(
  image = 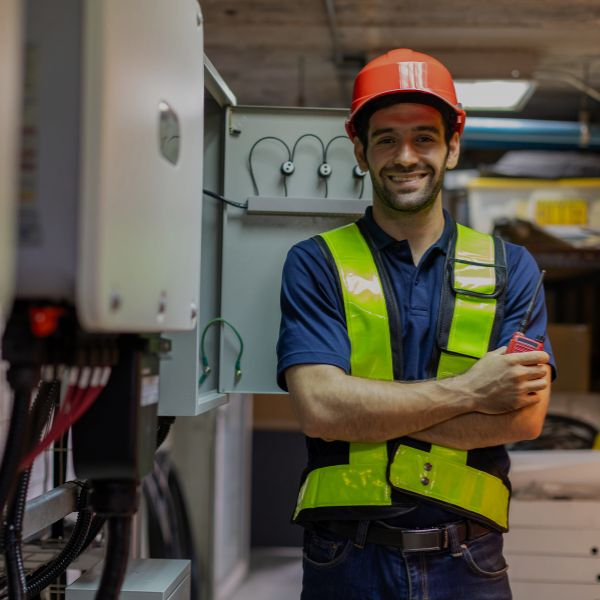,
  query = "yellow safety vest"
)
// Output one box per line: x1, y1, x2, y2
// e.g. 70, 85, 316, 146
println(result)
293, 220, 510, 531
